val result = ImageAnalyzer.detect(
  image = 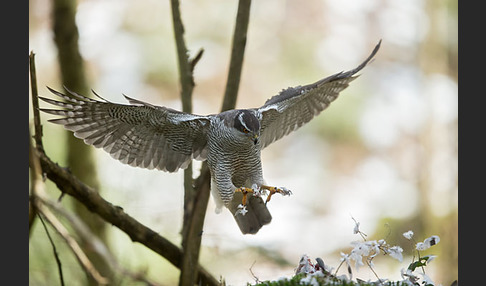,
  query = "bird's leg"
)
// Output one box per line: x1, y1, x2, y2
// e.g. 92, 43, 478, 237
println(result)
234, 187, 255, 206
234, 187, 259, 216
260, 185, 292, 204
